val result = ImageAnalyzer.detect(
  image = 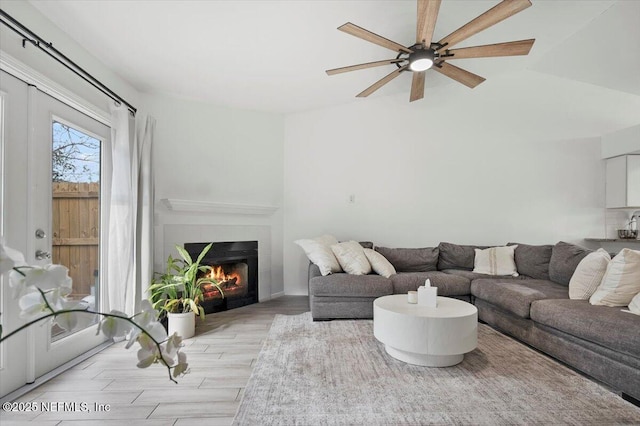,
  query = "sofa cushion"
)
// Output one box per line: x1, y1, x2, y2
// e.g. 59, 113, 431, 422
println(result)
441, 269, 523, 281
295, 235, 341, 276
437, 242, 489, 271
374, 247, 438, 272
309, 274, 392, 298
471, 279, 568, 318
530, 299, 640, 359
508, 243, 553, 280
473, 245, 519, 277
390, 271, 470, 296
630, 292, 640, 315
548, 241, 592, 286
590, 248, 640, 307
363, 248, 396, 278
331, 241, 372, 275
569, 248, 610, 300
